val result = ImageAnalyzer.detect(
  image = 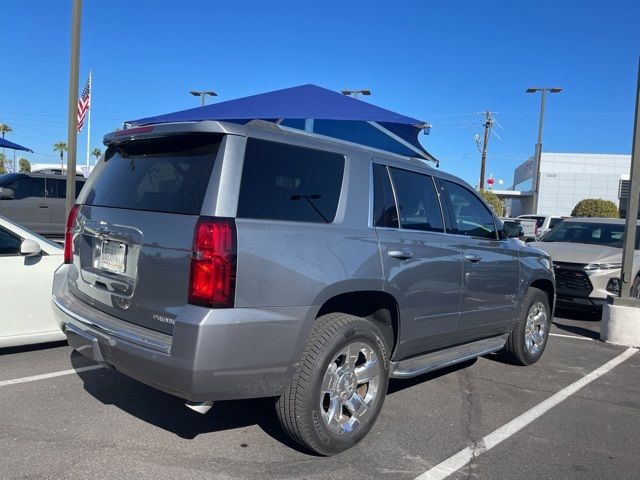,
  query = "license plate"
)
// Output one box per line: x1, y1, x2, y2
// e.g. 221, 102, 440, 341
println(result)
99, 240, 127, 274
